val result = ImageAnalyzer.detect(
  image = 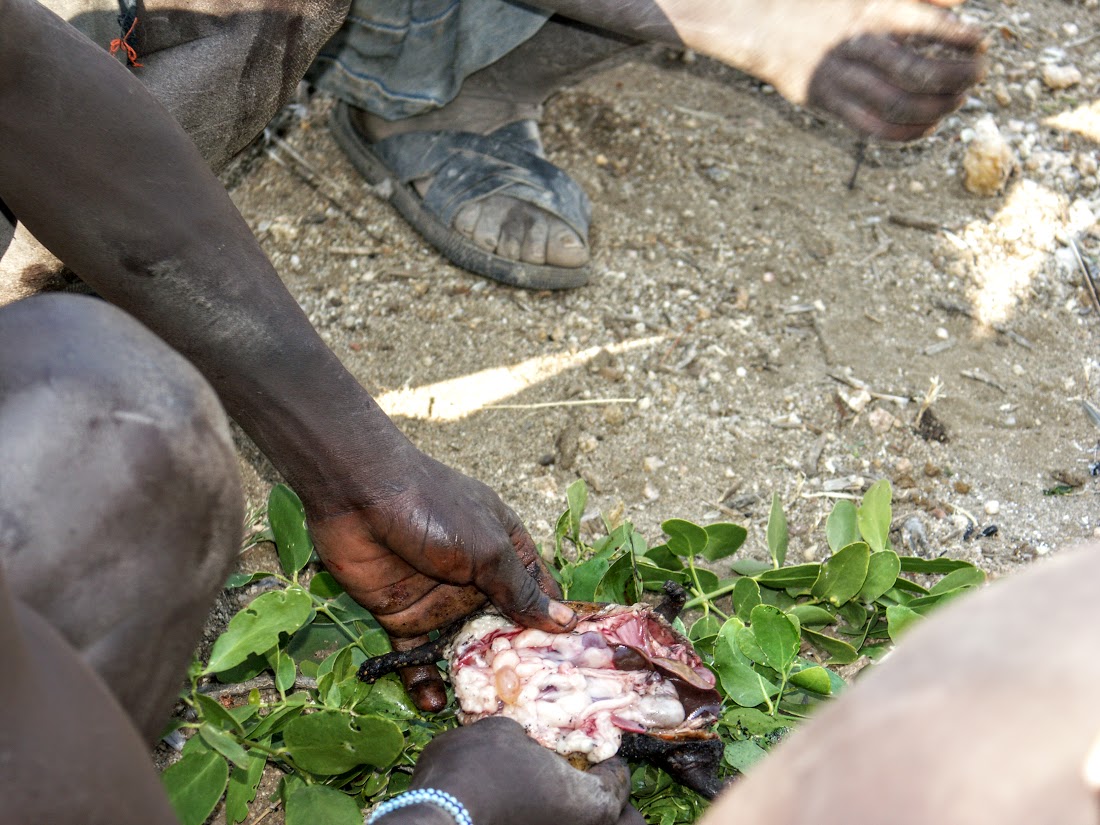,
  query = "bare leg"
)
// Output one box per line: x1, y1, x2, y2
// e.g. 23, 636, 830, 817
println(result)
0, 293, 243, 742
0, 564, 182, 825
